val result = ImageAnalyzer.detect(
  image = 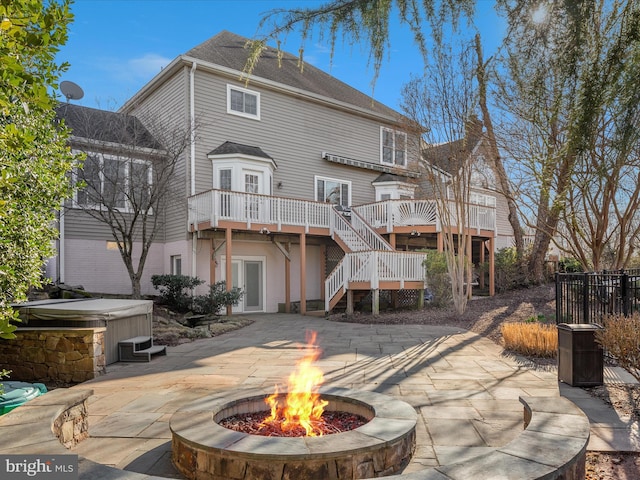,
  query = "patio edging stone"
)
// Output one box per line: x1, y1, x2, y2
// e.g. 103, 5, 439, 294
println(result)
0, 390, 589, 480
